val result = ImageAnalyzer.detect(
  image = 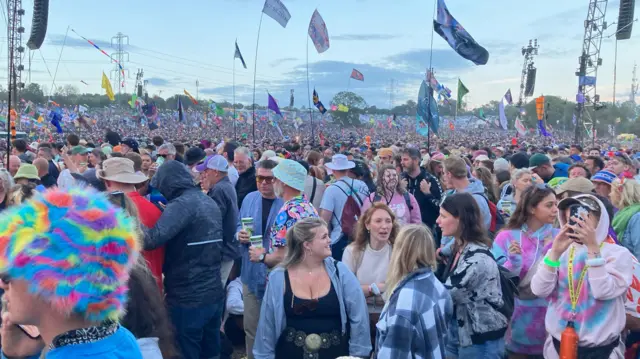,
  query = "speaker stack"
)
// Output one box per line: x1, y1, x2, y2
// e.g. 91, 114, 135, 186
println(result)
26, 0, 49, 50
525, 67, 537, 97
616, 0, 635, 40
